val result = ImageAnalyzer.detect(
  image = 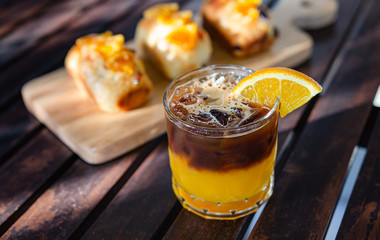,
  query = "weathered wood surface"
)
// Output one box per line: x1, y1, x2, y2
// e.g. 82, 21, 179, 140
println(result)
0, 142, 155, 240
0, 0, 102, 66
0, 100, 40, 161
163, 210, 249, 240
336, 108, 380, 240
0, 0, 51, 37
0, 129, 73, 228
81, 140, 177, 240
